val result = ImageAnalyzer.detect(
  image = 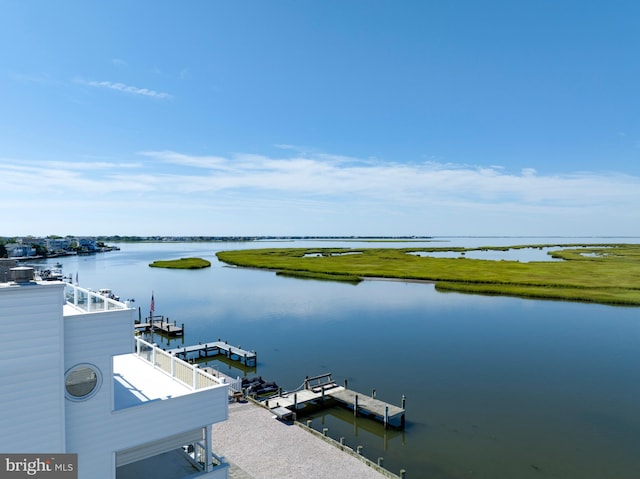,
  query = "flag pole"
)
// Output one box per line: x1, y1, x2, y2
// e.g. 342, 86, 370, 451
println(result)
149, 291, 155, 343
